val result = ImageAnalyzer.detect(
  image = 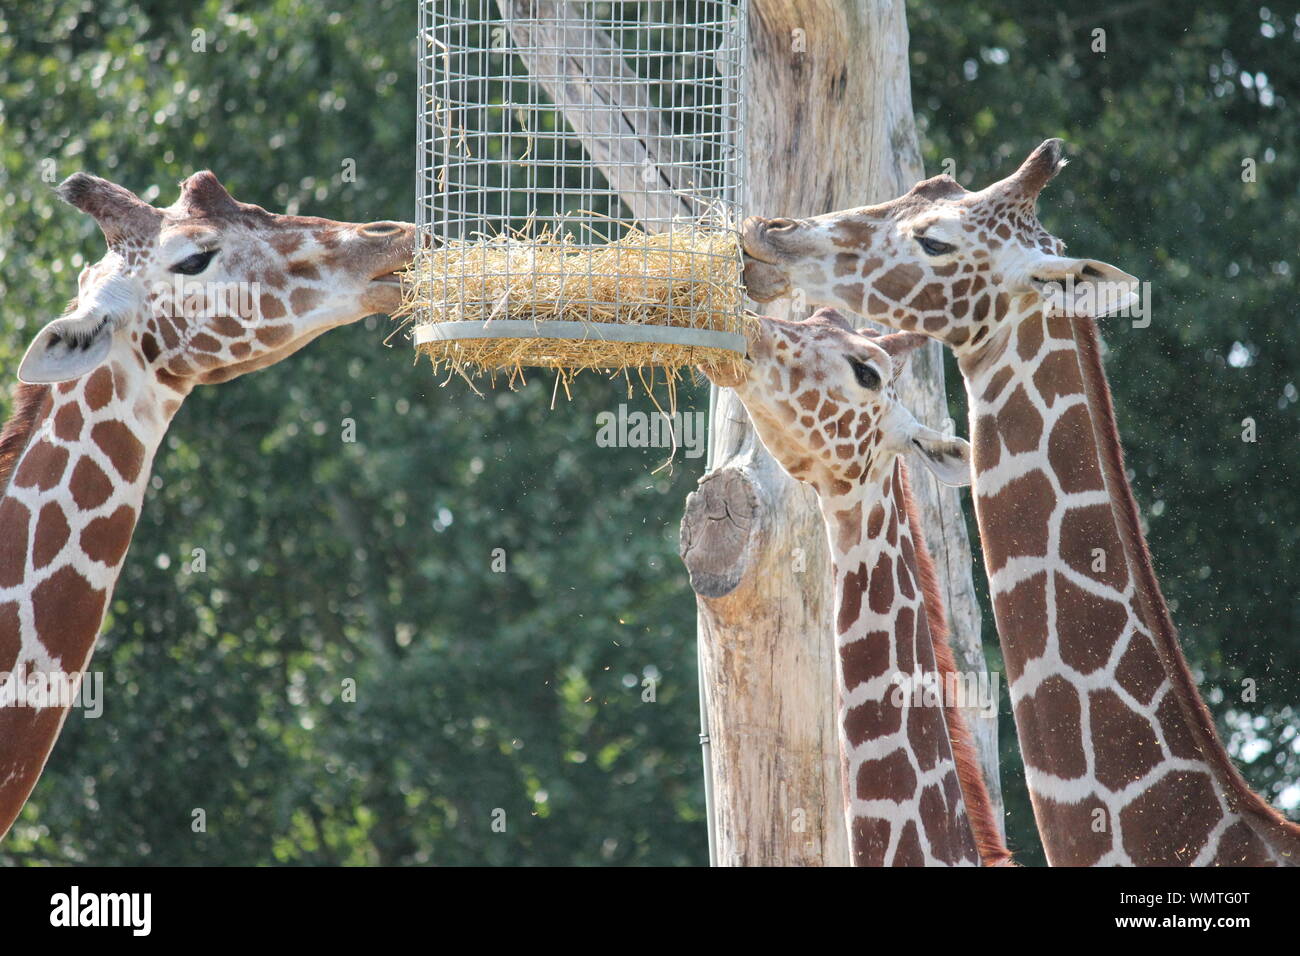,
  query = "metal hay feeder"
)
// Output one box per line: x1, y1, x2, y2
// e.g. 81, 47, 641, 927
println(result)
407, 0, 750, 380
